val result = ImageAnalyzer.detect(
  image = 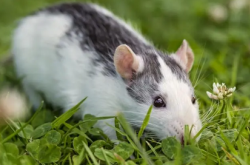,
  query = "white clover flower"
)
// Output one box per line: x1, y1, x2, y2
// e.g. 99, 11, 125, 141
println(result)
208, 4, 228, 23
229, 0, 247, 11
206, 83, 236, 100
0, 88, 28, 124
